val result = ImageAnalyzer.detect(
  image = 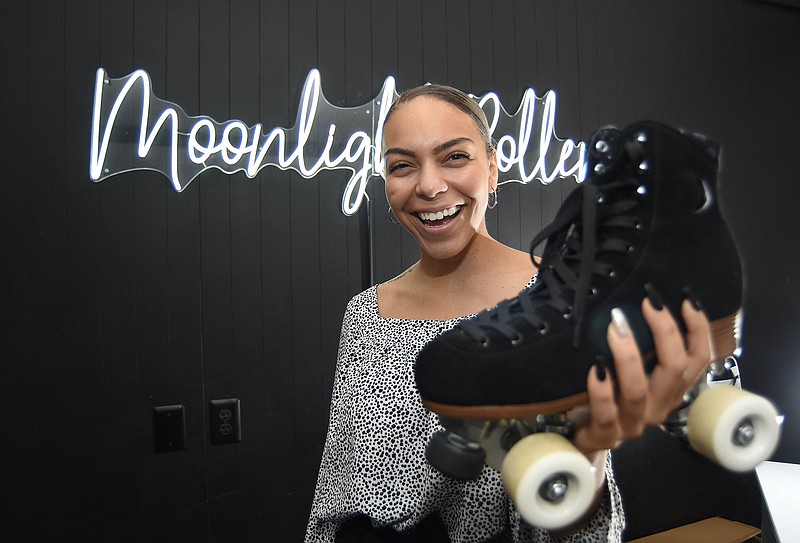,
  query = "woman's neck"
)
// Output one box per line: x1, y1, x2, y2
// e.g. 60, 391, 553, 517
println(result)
378, 231, 535, 320
415, 232, 499, 284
